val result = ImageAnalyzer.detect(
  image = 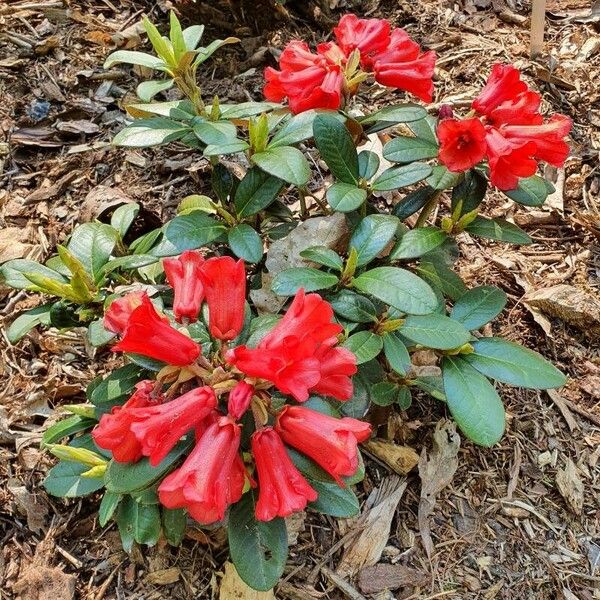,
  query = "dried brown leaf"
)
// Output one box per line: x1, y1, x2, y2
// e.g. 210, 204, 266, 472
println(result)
219, 562, 275, 599
363, 439, 419, 475
555, 458, 584, 515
